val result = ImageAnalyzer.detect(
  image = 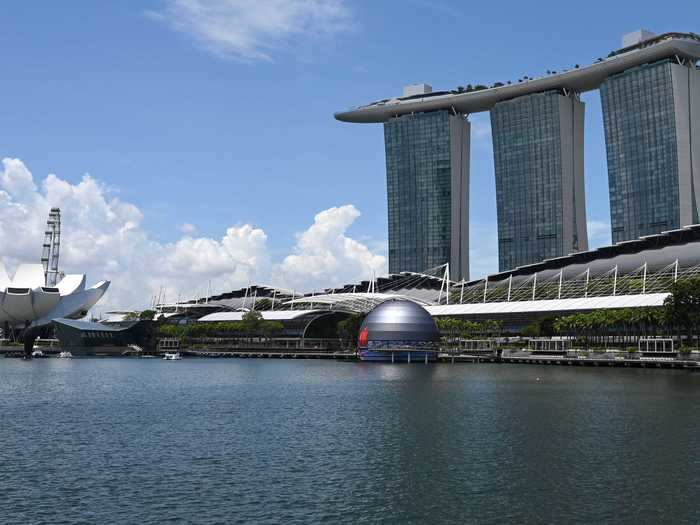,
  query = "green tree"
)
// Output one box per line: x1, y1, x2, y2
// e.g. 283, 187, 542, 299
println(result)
260, 321, 284, 341
483, 319, 503, 337
522, 317, 555, 338
241, 310, 263, 340
157, 324, 184, 338
436, 317, 462, 344
522, 320, 541, 337
664, 277, 700, 346
139, 309, 156, 320
337, 314, 365, 348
